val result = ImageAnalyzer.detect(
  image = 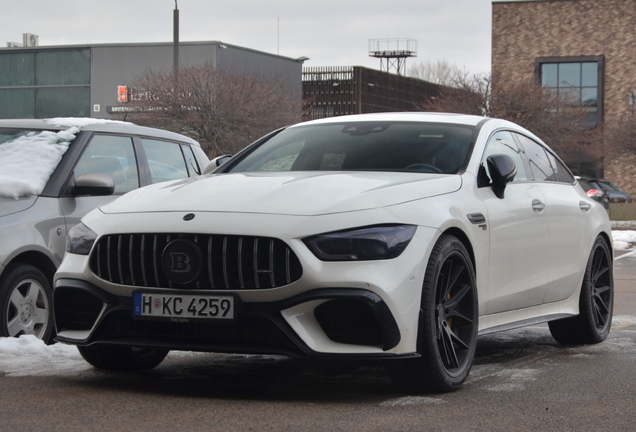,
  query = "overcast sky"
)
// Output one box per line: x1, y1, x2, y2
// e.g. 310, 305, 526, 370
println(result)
2, 0, 493, 74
